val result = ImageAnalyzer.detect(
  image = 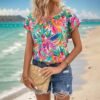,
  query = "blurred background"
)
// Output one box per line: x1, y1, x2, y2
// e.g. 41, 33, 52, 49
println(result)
0, 0, 100, 100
